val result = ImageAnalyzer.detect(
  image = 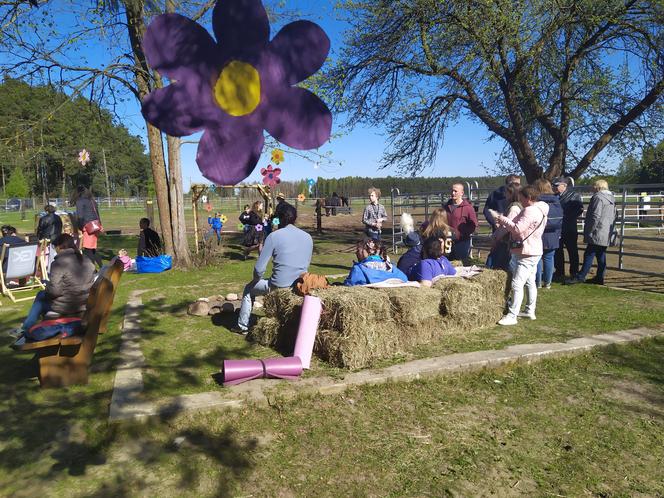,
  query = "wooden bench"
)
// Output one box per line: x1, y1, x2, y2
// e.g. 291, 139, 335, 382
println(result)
12, 258, 124, 387
324, 205, 352, 215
